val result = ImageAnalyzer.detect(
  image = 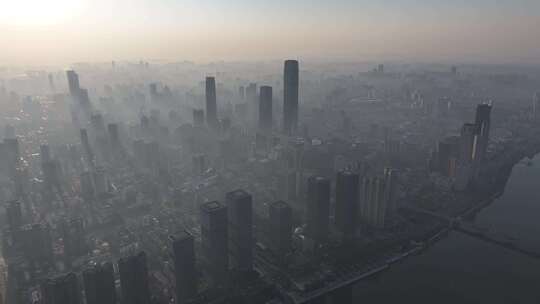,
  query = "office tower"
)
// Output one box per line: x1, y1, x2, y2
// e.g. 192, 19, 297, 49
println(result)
42, 160, 62, 194
192, 154, 206, 175
40, 144, 51, 163
259, 86, 273, 131
305, 176, 330, 243
66, 70, 80, 95
377, 64, 384, 73
283, 60, 299, 134
268, 201, 292, 258
383, 168, 399, 214
205, 77, 217, 127
225, 189, 253, 272
459, 123, 478, 163
335, 171, 359, 236
359, 177, 371, 224
5, 200, 23, 232
60, 217, 87, 259
83, 262, 116, 304
118, 251, 151, 304
193, 109, 205, 126
48, 73, 55, 91
4, 138, 20, 164
170, 231, 197, 304
239, 86, 245, 100
41, 272, 80, 304
451, 66, 457, 75
80, 171, 95, 203
149, 83, 158, 101
437, 136, 460, 176
367, 177, 387, 228
246, 83, 258, 122
200, 201, 229, 287
91, 113, 107, 138
533, 92, 540, 120
108, 123, 120, 146
93, 166, 108, 195
474, 103, 492, 161
19, 223, 54, 265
